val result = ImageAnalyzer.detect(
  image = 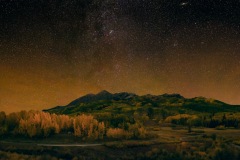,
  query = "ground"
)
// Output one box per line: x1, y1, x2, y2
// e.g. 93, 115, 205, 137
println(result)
1, 124, 240, 160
